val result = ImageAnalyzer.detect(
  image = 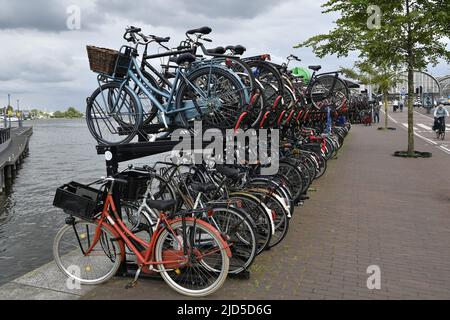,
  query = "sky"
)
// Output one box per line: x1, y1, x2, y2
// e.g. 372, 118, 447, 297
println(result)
0, 0, 449, 111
